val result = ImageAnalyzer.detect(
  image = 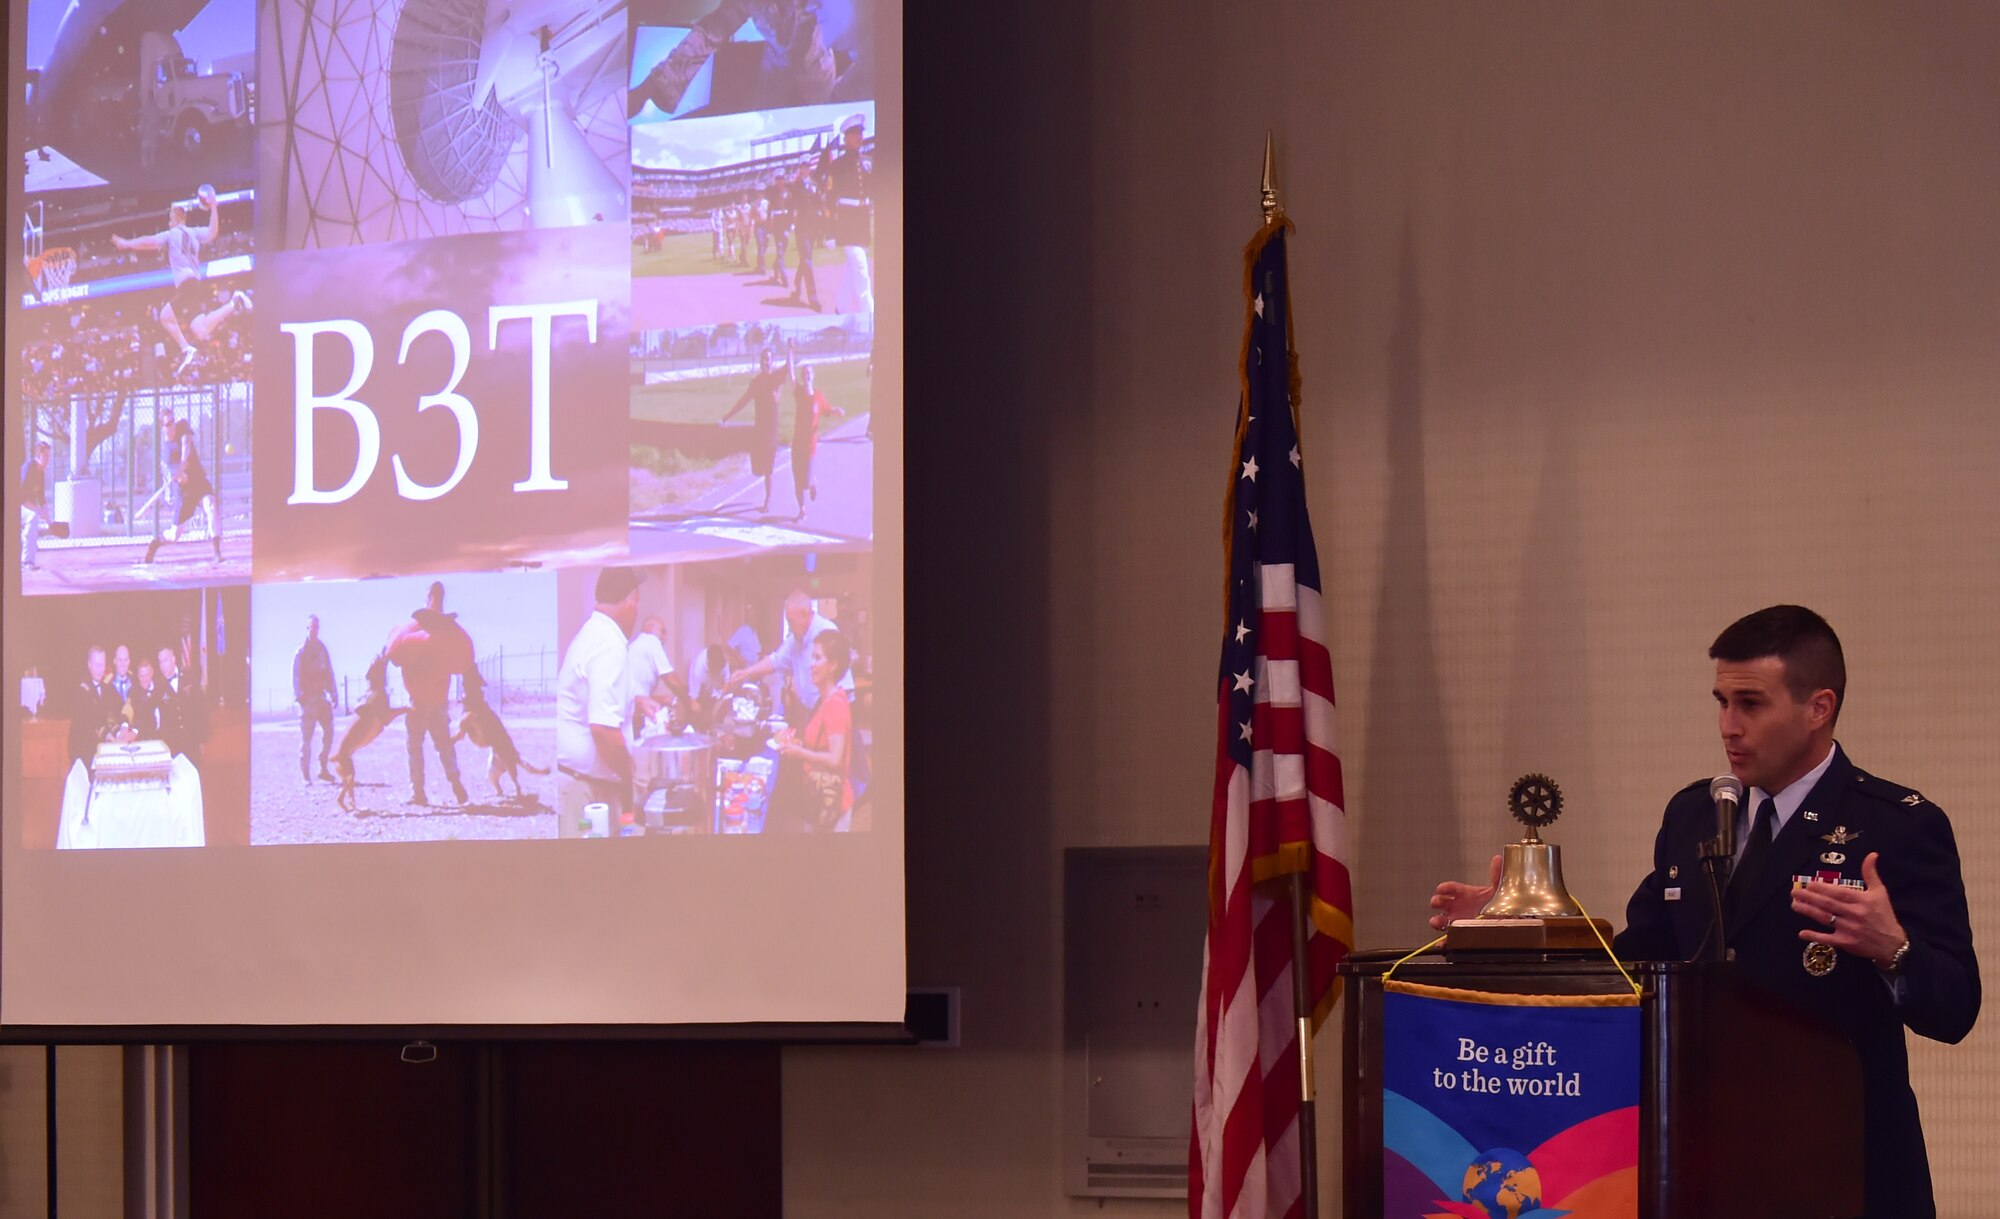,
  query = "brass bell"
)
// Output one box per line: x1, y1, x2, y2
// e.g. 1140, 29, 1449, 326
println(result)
1448, 773, 1609, 951
1479, 773, 1585, 919
1482, 837, 1587, 918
